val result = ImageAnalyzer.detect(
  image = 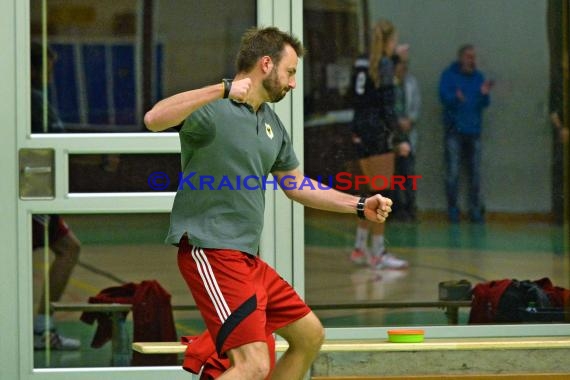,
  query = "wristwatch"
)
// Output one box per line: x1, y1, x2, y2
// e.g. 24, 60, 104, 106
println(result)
356, 196, 366, 220
222, 78, 233, 98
